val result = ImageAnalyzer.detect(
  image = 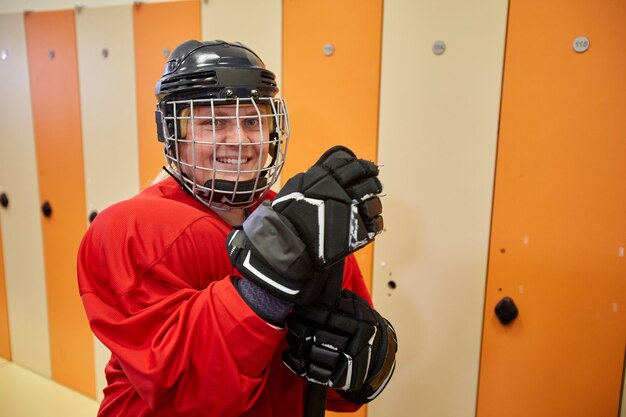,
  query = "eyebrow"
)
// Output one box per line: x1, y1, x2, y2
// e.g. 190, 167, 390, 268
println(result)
195, 107, 269, 118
